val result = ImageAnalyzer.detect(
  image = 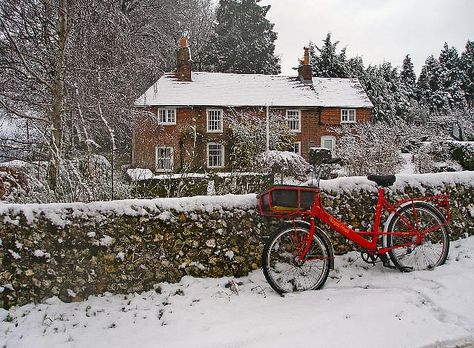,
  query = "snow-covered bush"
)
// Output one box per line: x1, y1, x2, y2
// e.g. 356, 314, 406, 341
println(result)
413, 140, 472, 173
404, 107, 474, 141
450, 141, 474, 170
212, 173, 273, 195
227, 110, 295, 171
132, 175, 209, 198
131, 172, 273, 198
334, 123, 404, 176
257, 150, 310, 183
2, 155, 131, 203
